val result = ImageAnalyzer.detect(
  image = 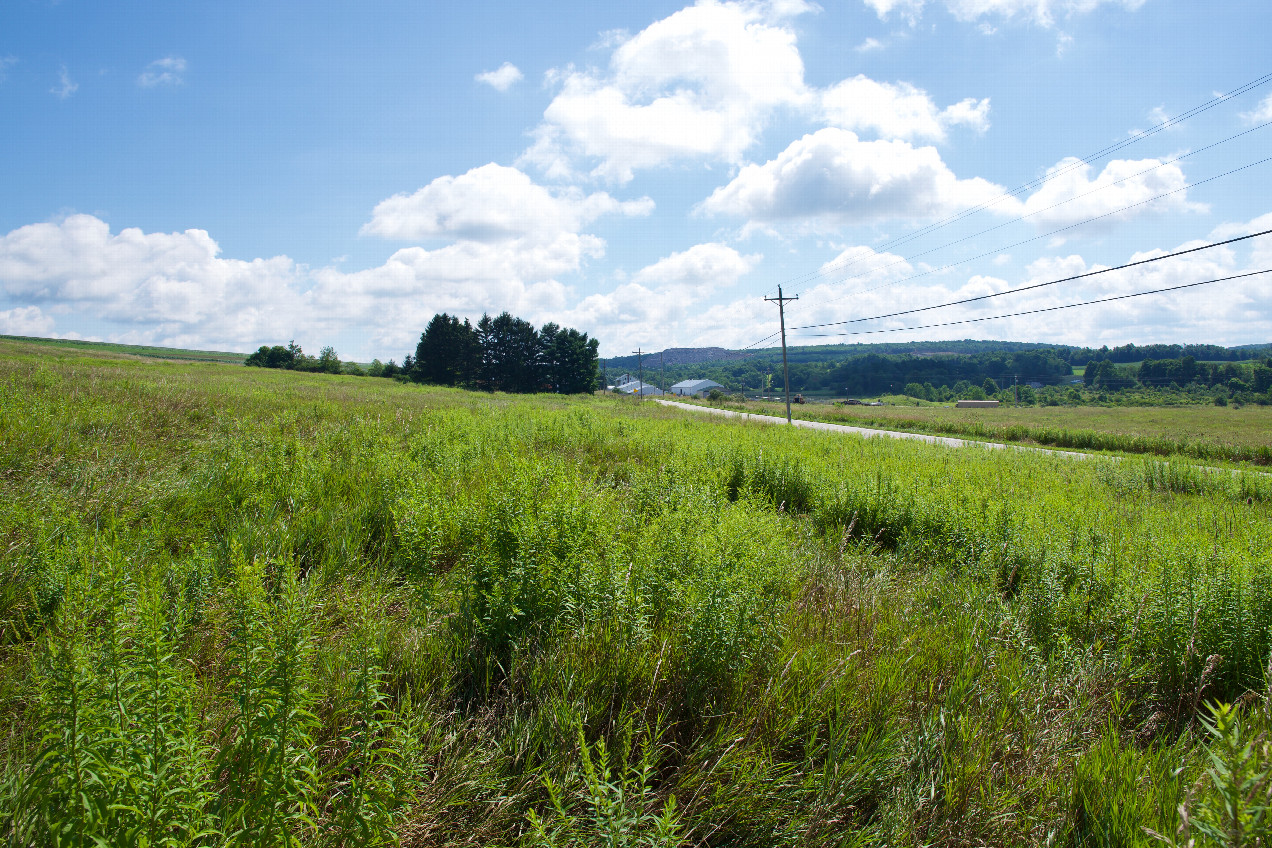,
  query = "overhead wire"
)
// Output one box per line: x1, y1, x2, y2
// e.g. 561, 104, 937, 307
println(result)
791, 228, 1272, 330
795, 268, 1272, 338
807, 126, 1272, 307
774, 71, 1272, 296
743, 152, 1271, 346
731, 72, 1272, 353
